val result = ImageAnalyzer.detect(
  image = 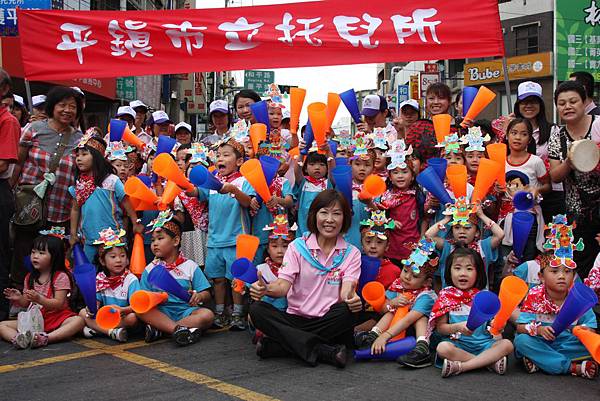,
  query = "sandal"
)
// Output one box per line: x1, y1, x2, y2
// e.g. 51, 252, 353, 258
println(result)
441, 359, 462, 378
487, 356, 507, 375
31, 332, 48, 348
523, 357, 539, 374
571, 360, 599, 379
